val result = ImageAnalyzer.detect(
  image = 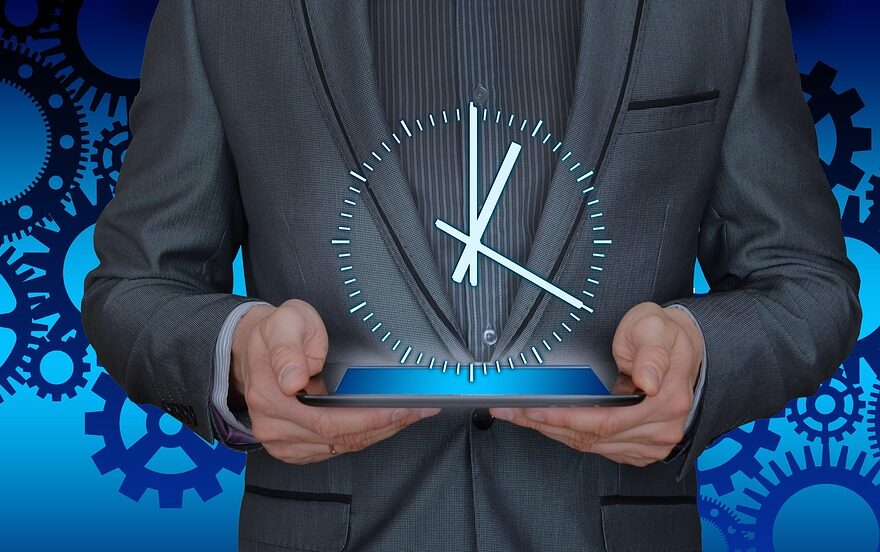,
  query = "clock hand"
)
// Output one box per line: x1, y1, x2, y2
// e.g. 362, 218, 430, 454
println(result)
451, 140, 523, 285
467, 102, 479, 286
436, 219, 590, 312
